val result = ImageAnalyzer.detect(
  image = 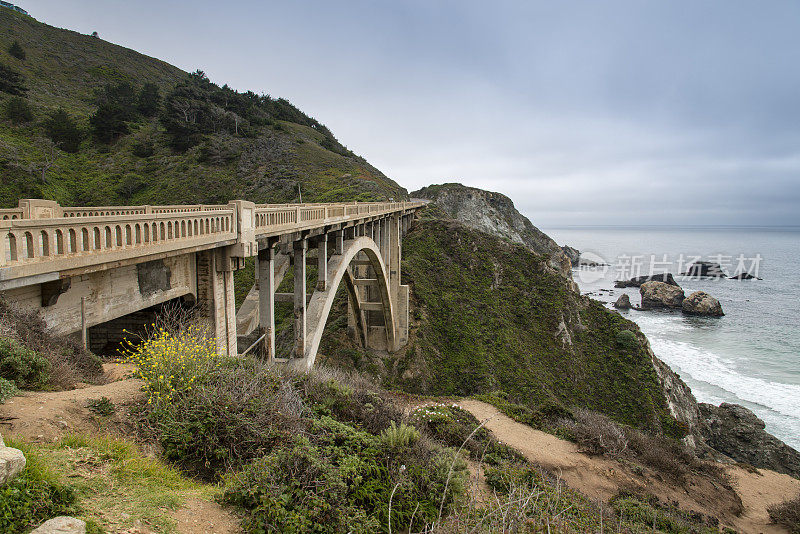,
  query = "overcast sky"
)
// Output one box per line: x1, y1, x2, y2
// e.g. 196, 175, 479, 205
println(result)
27, 0, 800, 226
